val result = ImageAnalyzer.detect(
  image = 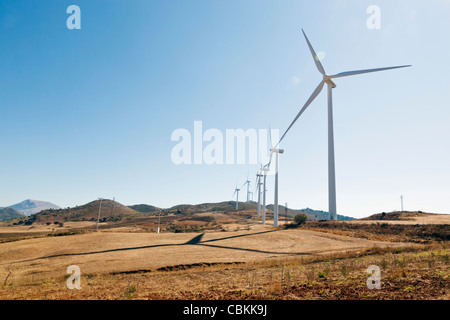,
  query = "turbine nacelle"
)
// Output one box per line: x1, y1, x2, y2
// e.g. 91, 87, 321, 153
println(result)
324, 76, 336, 88
270, 148, 285, 154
